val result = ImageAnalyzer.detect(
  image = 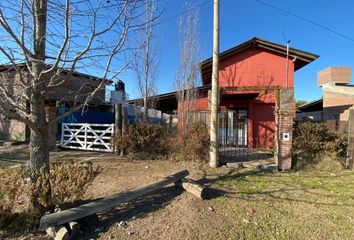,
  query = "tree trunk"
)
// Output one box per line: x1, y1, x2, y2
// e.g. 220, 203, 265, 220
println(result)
29, 0, 51, 215
29, 93, 52, 214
